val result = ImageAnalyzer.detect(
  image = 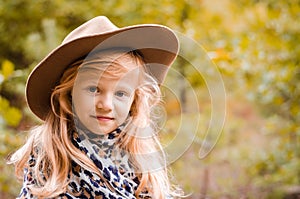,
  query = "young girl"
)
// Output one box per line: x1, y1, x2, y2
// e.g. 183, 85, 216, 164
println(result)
9, 16, 181, 198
